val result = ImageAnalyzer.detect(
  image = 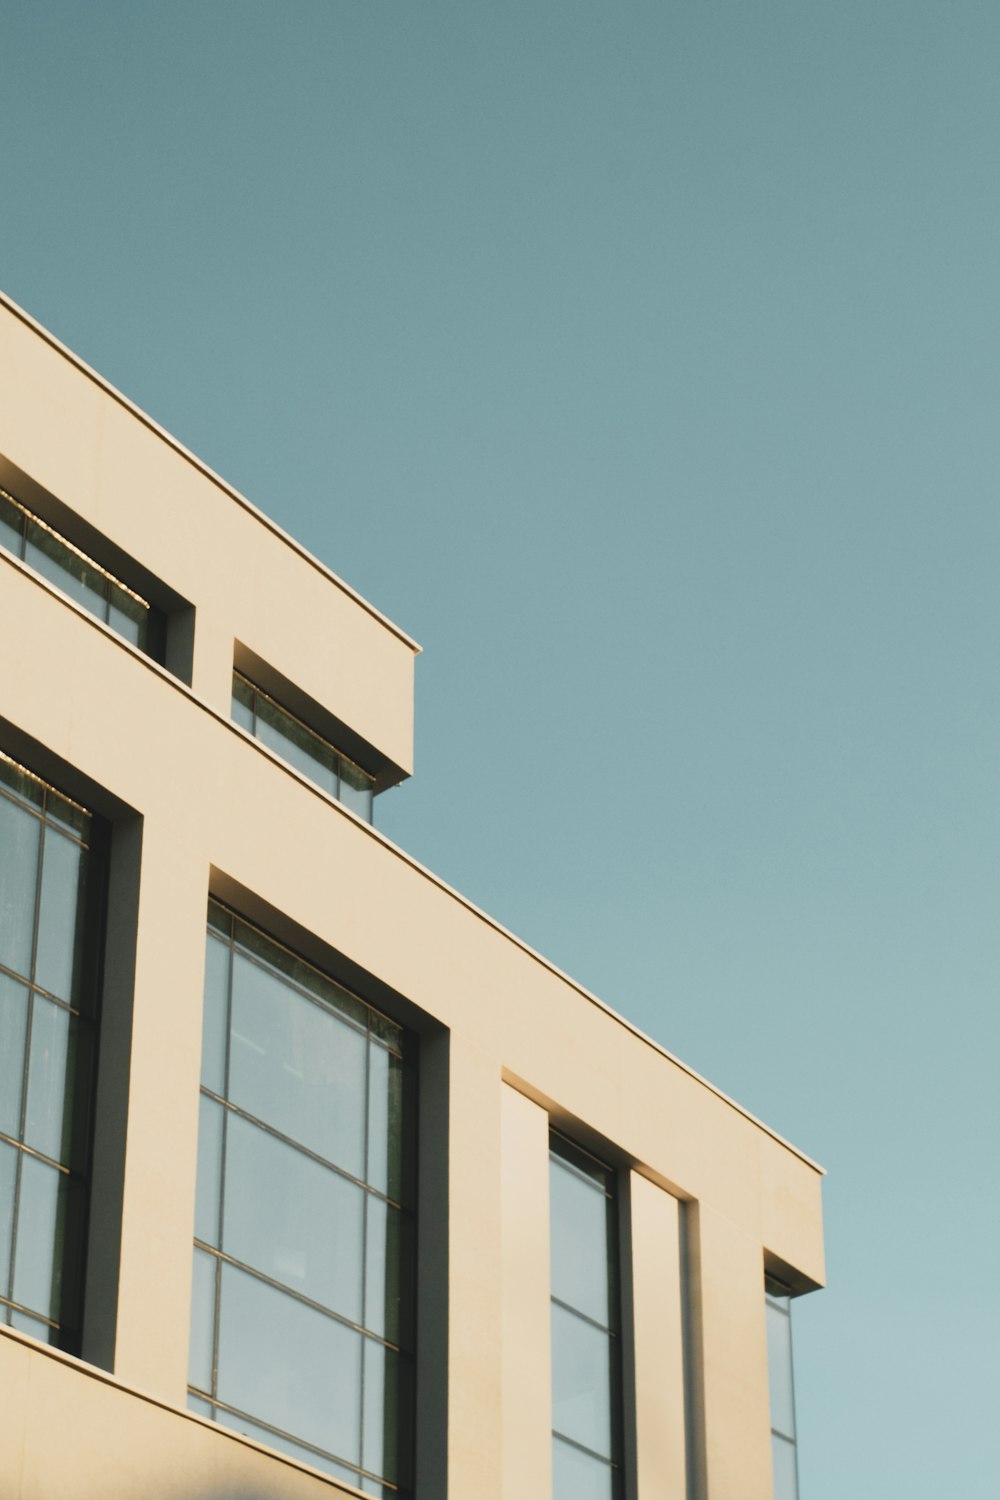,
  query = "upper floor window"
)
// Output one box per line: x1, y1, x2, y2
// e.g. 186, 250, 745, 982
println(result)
232, 672, 375, 823
0, 750, 103, 1354
549, 1132, 623, 1500
765, 1276, 800, 1499
189, 901, 415, 1495
0, 485, 161, 657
